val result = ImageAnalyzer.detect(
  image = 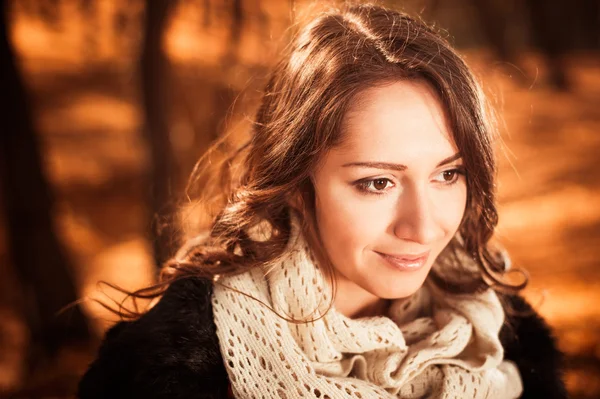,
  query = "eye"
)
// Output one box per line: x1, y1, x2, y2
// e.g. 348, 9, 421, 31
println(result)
355, 178, 394, 194
433, 168, 465, 184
